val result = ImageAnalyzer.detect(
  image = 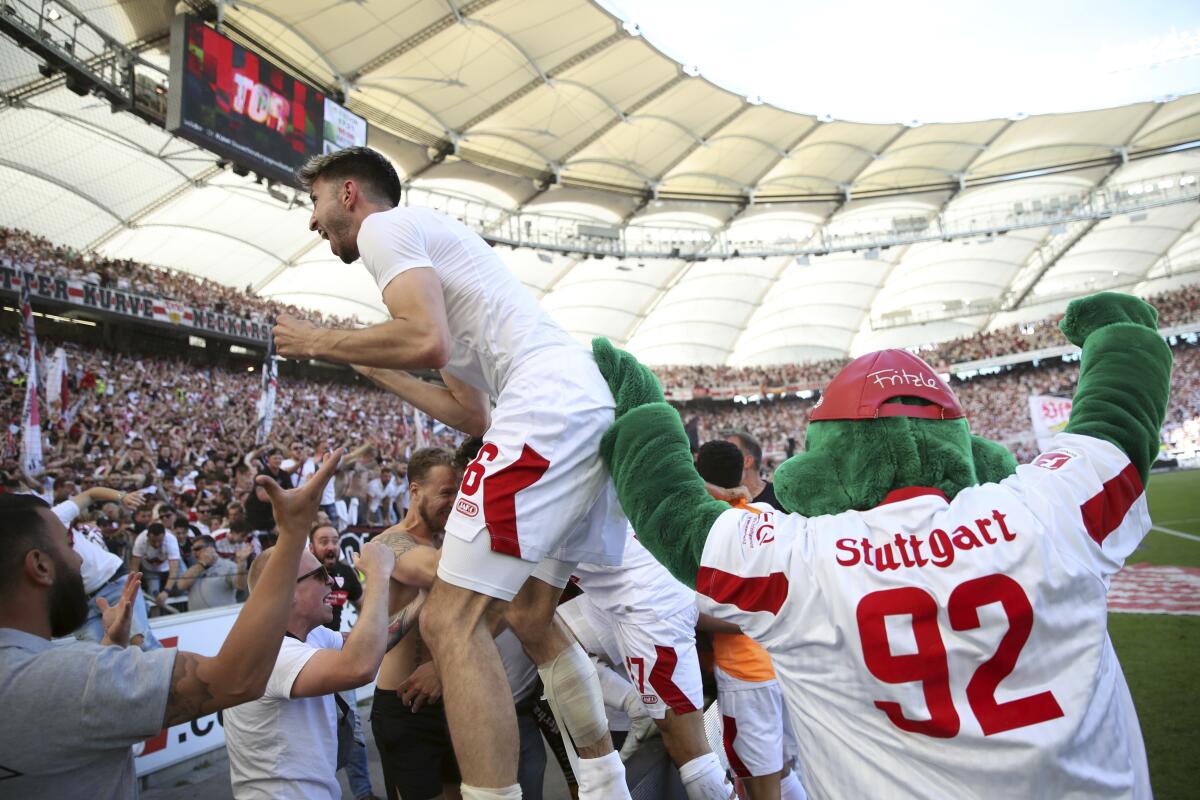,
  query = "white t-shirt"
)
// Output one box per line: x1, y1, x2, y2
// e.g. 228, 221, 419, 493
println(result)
53, 501, 123, 594
131, 529, 181, 573
301, 457, 337, 506
224, 625, 344, 800
357, 206, 584, 399
573, 523, 696, 624
695, 432, 1151, 799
